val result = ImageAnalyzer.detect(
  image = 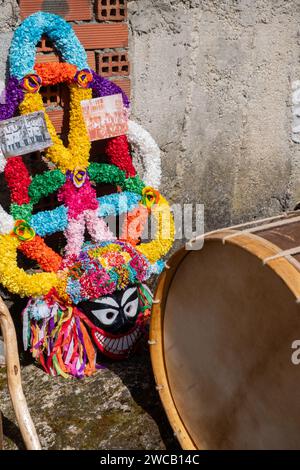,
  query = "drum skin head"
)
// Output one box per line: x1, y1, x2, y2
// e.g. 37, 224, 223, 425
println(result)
151, 235, 300, 449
